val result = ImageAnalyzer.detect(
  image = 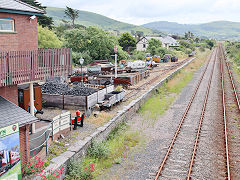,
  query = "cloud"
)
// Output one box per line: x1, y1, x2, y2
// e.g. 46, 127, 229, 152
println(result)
38, 0, 240, 25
